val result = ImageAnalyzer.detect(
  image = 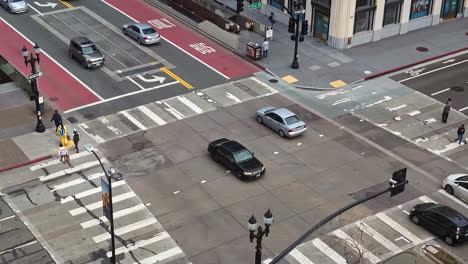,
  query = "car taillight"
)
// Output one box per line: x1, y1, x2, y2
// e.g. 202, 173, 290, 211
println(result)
288, 129, 293, 132
456, 227, 461, 239
144, 37, 149, 40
